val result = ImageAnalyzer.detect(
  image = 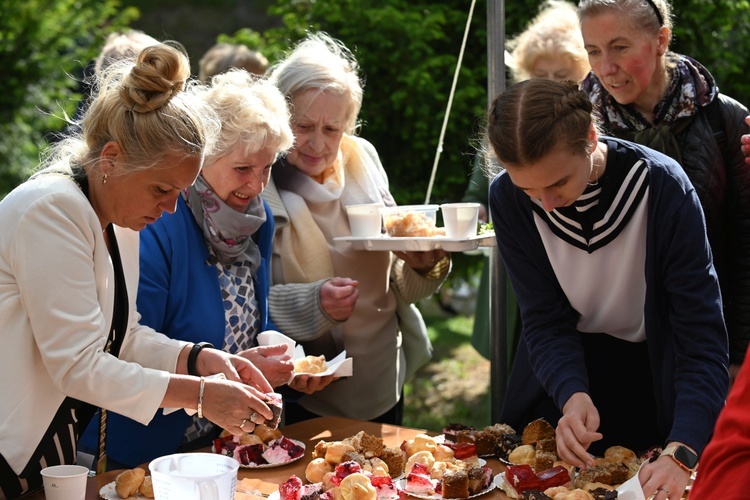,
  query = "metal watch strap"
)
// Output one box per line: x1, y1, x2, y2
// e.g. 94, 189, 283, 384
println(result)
661, 445, 698, 472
